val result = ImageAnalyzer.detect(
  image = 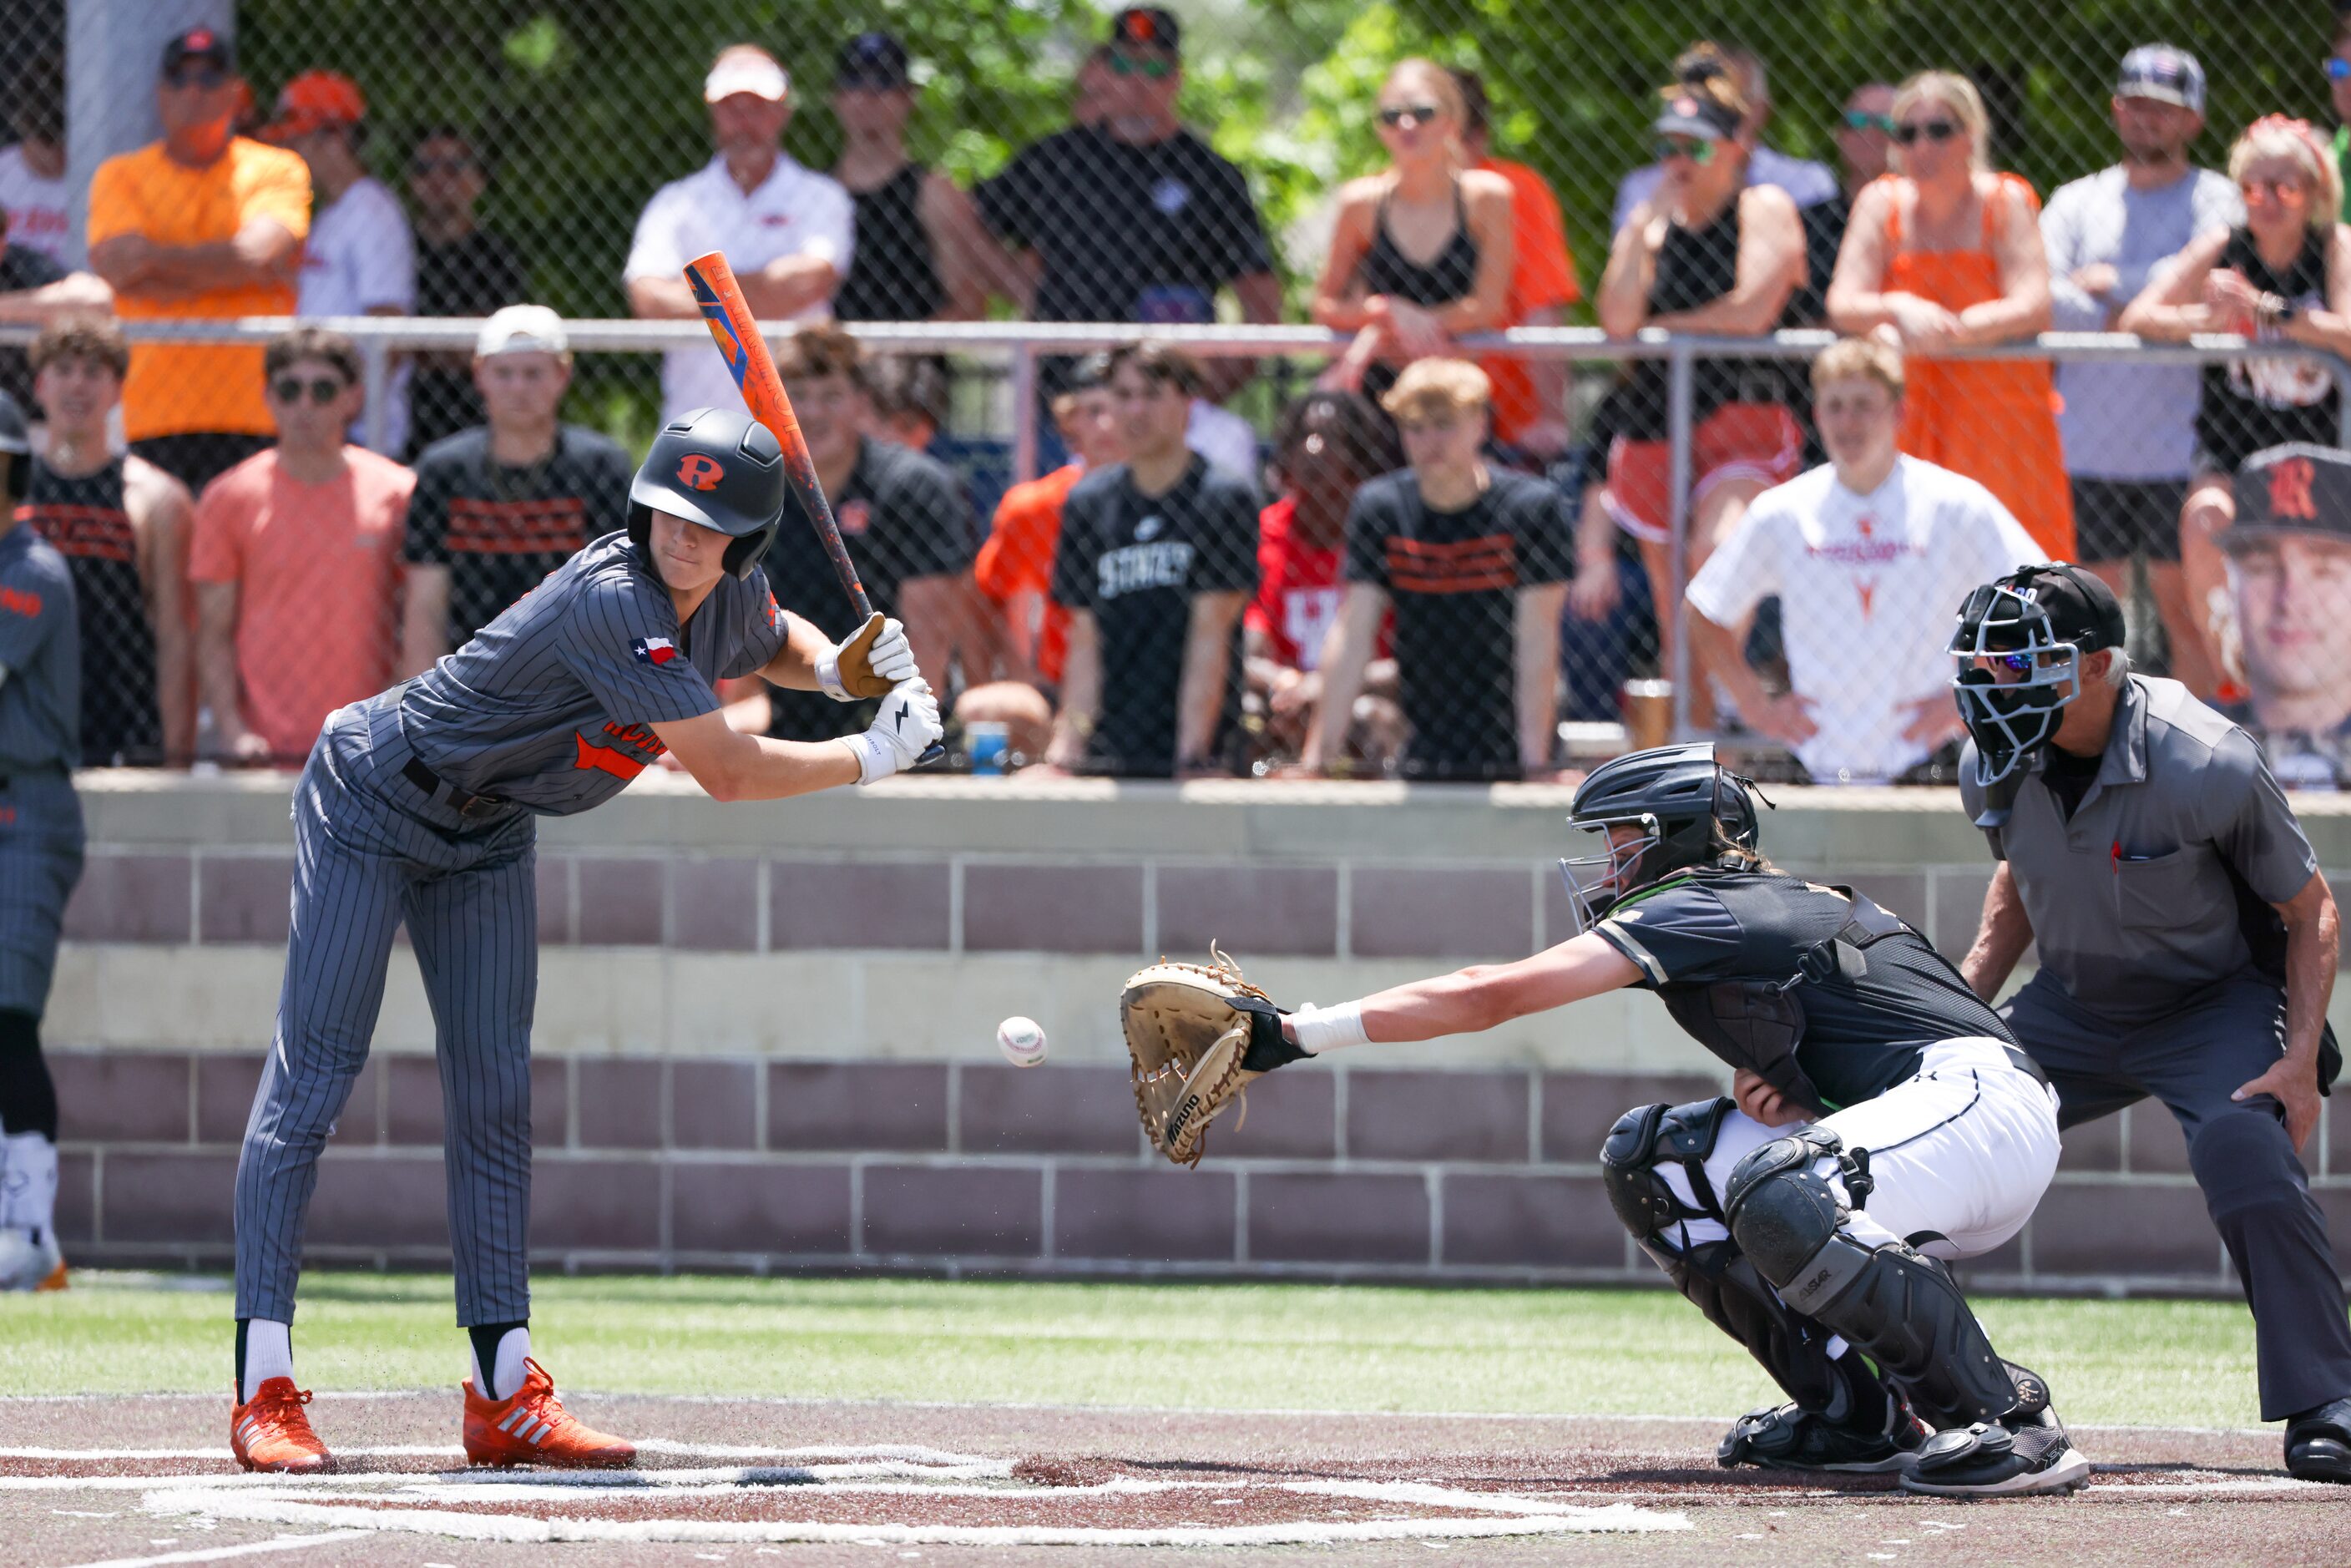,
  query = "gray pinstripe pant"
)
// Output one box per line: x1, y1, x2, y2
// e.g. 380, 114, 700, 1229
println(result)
235, 696, 539, 1327
0, 769, 83, 1014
